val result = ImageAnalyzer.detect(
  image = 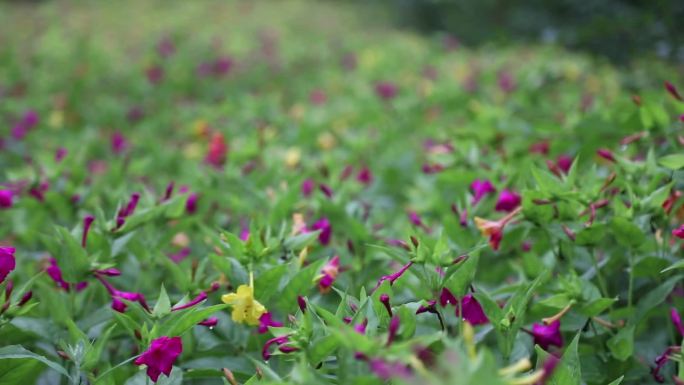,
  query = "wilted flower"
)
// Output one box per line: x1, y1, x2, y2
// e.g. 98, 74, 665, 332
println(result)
470, 179, 495, 204
134, 336, 182, 382
0, 247, 16, 285
523, 320, 563, 350
221, 273, 266, 326
258, 312, 283, 334
495, 189, 521, 212
318, 255, 340, 293
0, 190, 13, 209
